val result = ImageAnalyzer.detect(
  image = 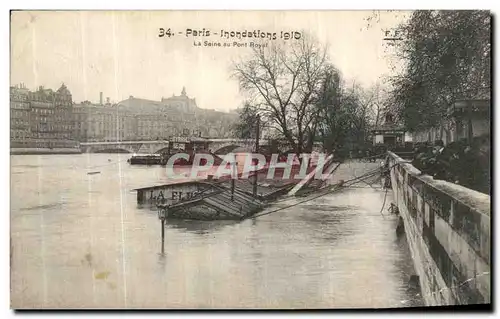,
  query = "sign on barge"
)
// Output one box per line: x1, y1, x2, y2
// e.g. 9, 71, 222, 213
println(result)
134, 180, 266, 220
